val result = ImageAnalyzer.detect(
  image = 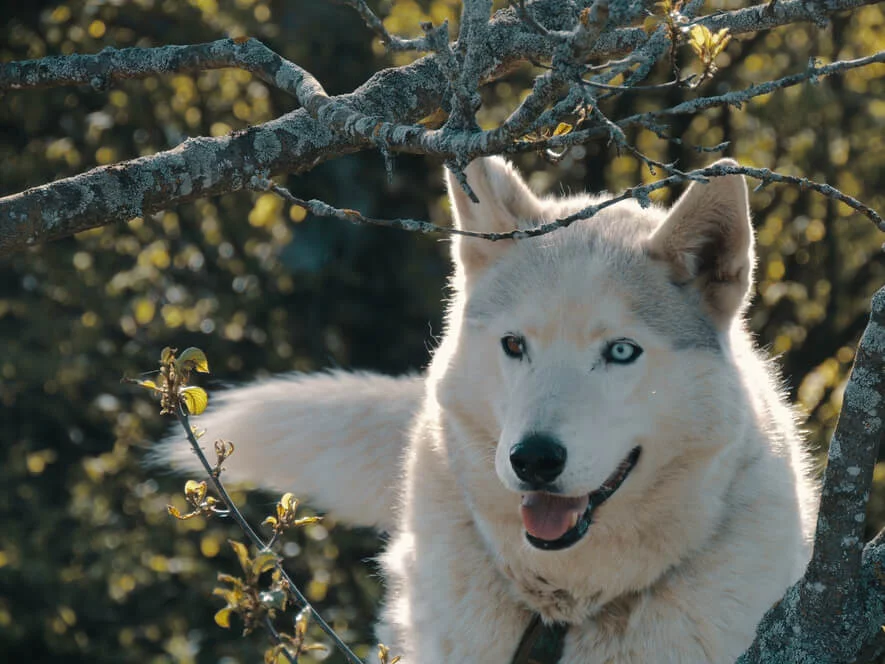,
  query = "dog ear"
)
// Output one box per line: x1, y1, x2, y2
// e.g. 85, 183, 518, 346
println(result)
647, 159, 754, 327
446, 157, 543, 278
